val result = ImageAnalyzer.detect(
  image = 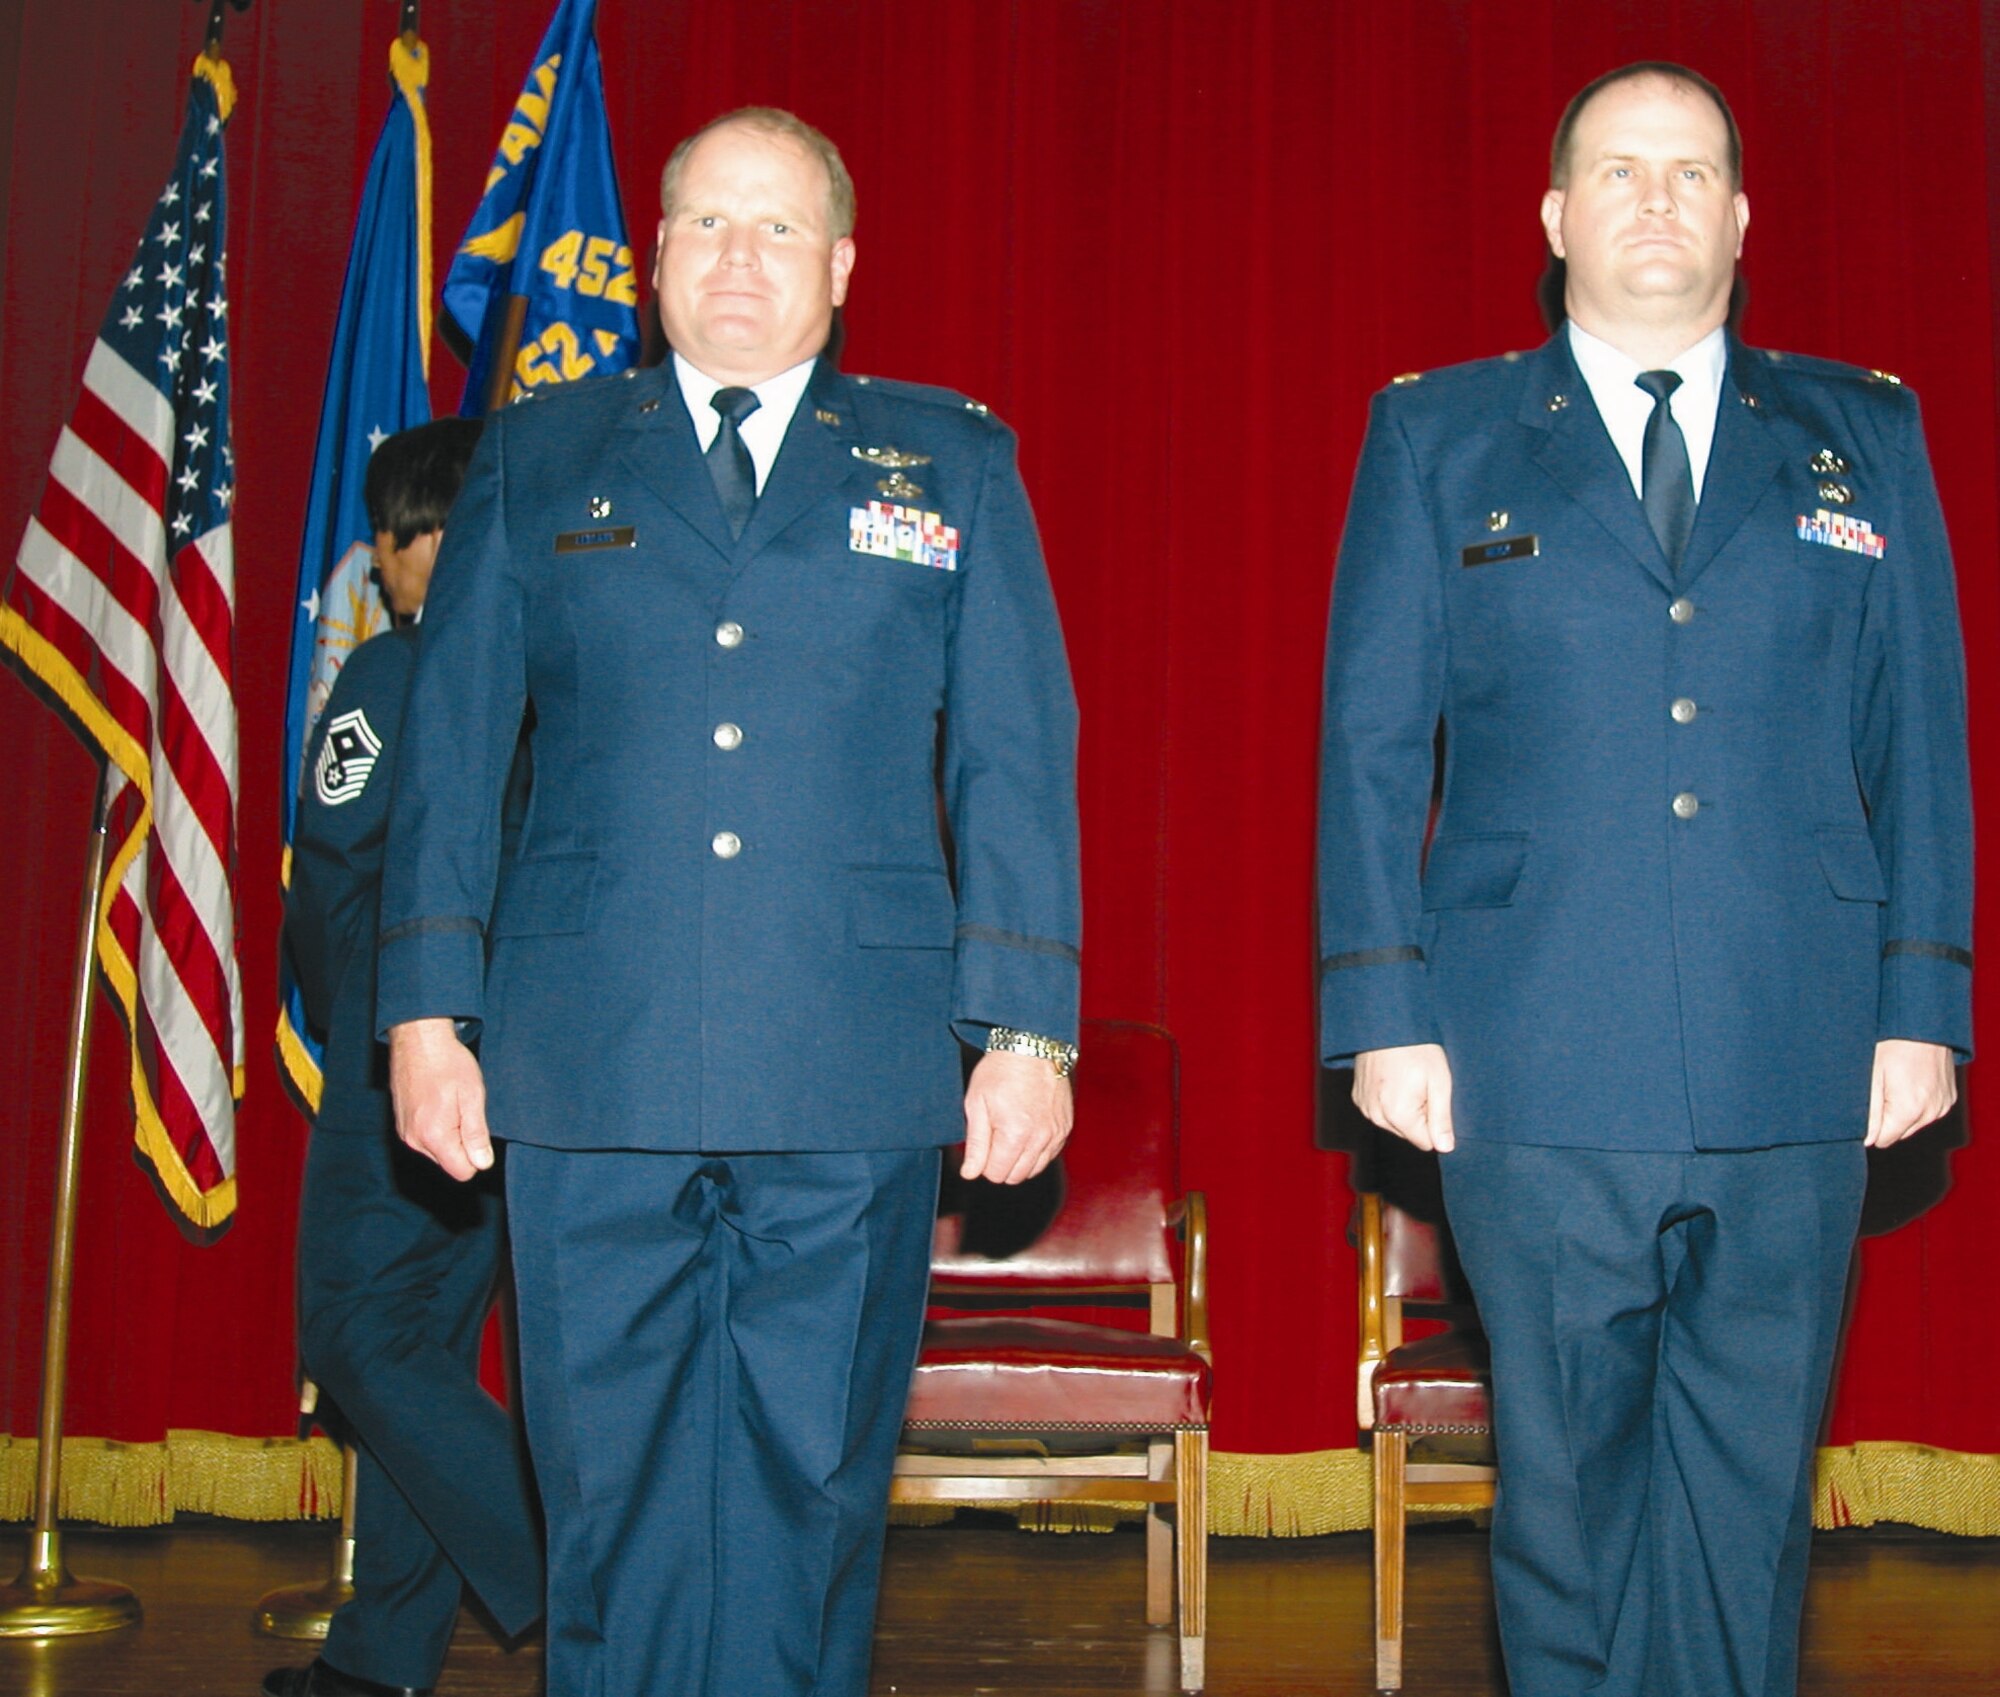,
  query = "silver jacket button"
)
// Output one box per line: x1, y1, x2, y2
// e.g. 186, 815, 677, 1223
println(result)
1670, 698, 1697, 725
715, 620, 745, 648
711, 830, 742, 859
713, 722, 744, 751
1669, 597, 1695, 624
1672, 792, 1700, 820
